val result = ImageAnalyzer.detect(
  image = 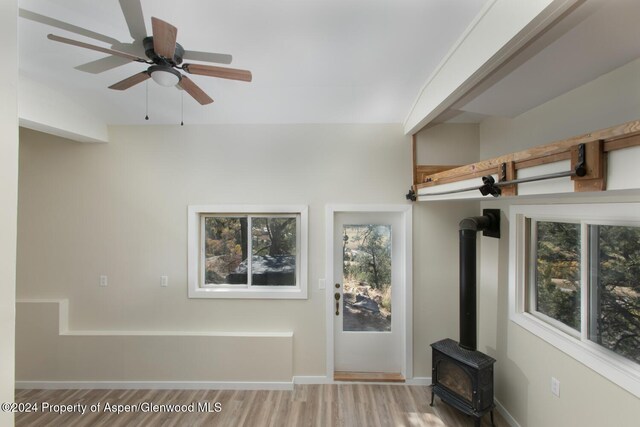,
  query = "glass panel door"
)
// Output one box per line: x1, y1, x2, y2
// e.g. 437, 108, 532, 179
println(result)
342, 224, 392, 332
333, 210, 405, 374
